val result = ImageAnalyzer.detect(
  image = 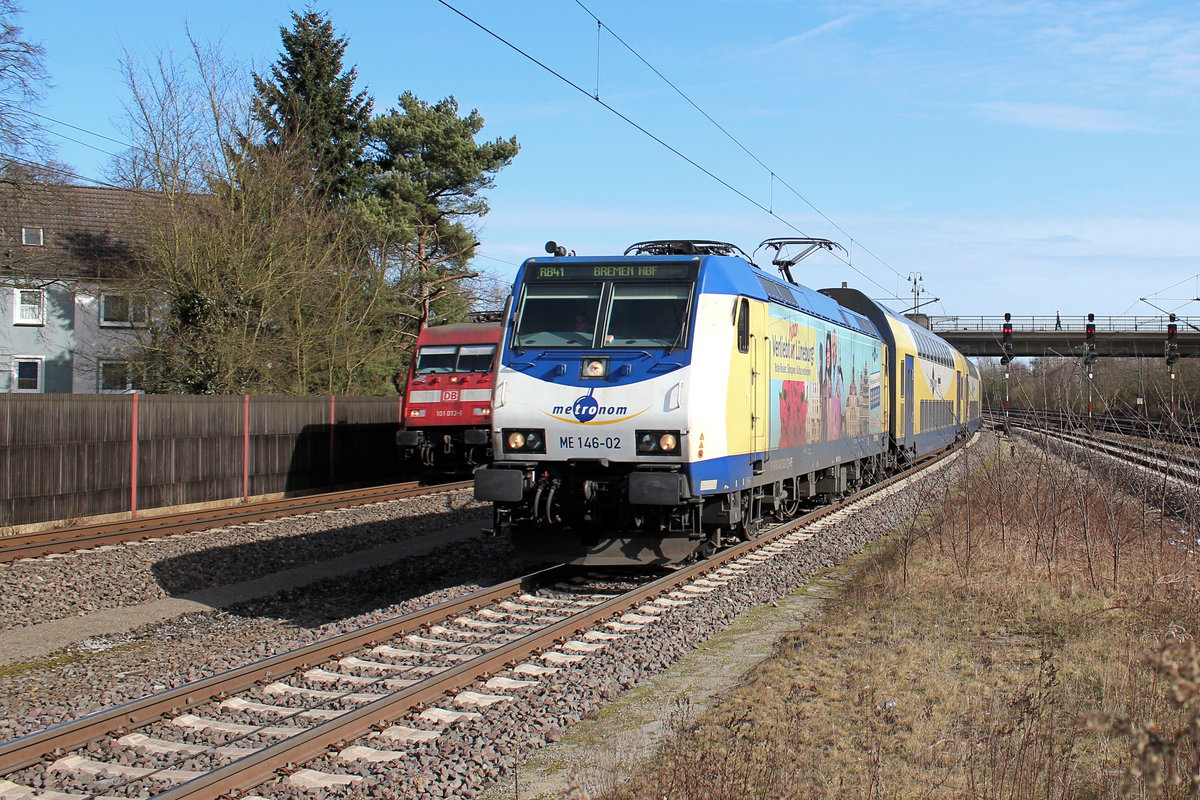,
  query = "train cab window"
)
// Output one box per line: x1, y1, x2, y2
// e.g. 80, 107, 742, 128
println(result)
457, 345, 496, 372
514, 283, 603, 347
603, 283, 692, 348
414, 346, 458, 374
736, 298, 750, 353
